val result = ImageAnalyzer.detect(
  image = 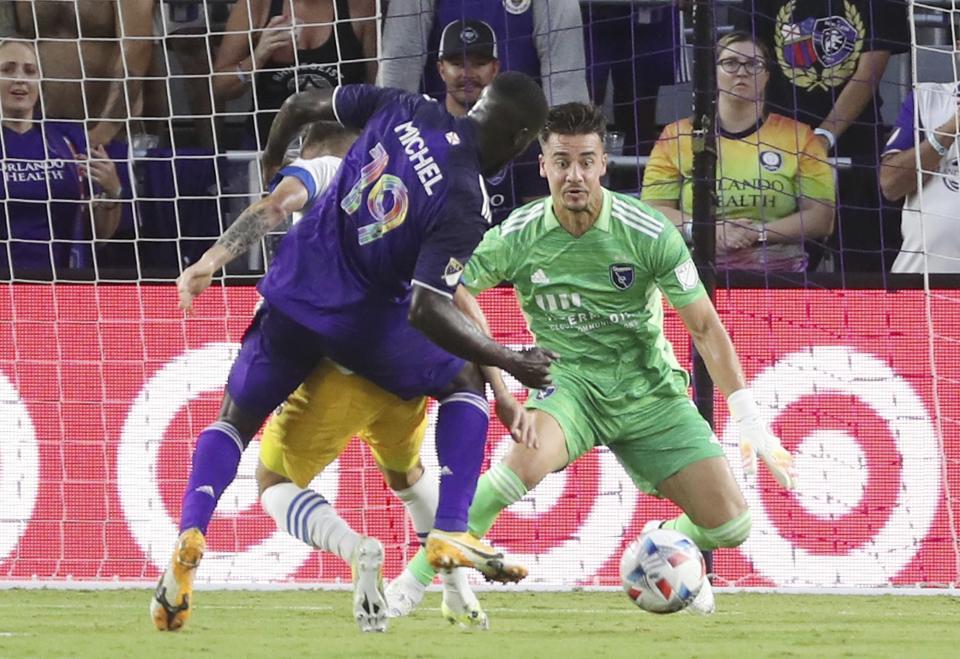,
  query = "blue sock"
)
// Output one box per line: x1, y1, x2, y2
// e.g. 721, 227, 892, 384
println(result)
179, 422, 244, 534
432, 392, 489, 532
